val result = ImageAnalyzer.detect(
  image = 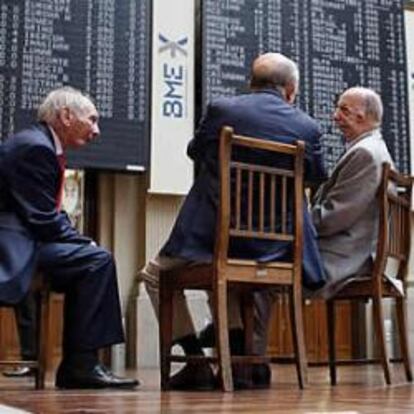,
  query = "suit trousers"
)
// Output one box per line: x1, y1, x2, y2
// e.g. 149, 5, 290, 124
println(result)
13, 291, 37, 360
38, 242, 124, 355
139, 254, 246, 342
